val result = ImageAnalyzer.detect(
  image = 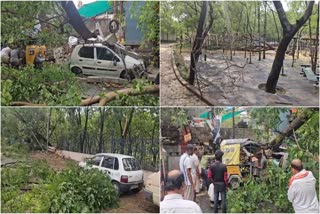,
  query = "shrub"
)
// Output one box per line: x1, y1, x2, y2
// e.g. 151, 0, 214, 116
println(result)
227, 163, 294, 213
1, 162, 119, 213
1, 64, 81, 106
